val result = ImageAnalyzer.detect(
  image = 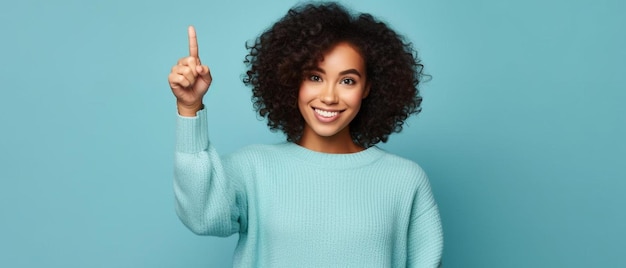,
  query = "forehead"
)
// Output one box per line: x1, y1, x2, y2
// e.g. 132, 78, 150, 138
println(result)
317, 42, 366, 70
